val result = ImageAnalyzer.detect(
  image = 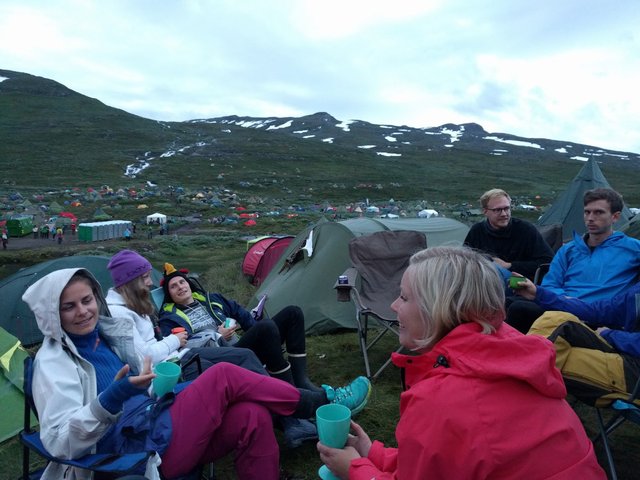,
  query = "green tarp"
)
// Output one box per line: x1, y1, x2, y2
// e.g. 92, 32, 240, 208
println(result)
0, 327, 34, 443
